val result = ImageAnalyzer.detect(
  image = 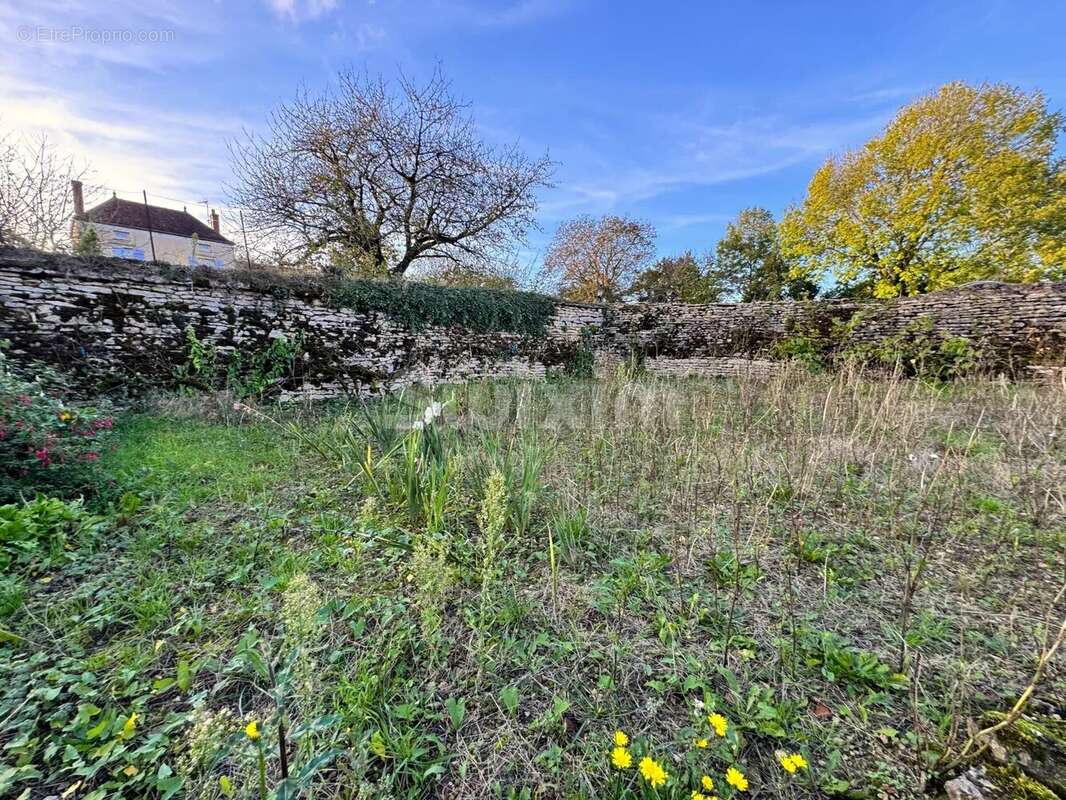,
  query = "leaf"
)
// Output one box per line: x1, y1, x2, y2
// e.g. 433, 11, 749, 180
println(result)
369, 730, 387, 758
157, 776, 182, 799
176, 659, 191, 692
499, 685, 519, 716
445, 696, 466, 730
